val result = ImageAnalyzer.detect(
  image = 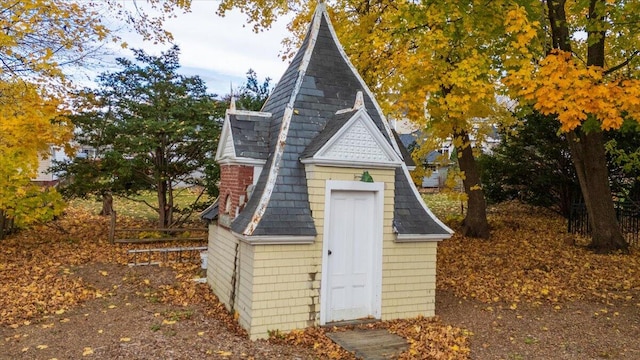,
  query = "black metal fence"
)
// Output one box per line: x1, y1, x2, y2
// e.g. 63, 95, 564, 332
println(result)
568, 202, 640, 246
